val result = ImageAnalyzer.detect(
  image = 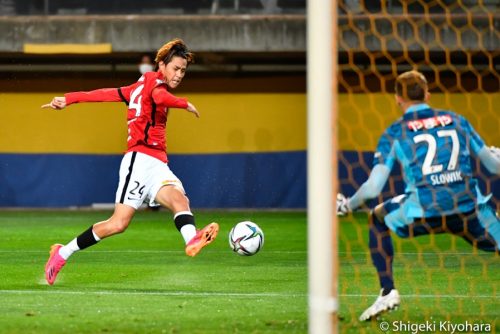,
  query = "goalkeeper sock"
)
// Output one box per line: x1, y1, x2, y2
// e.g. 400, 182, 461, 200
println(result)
368, 213, 395, 294
174, 211, 197, 244
58, 226, 101, 260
